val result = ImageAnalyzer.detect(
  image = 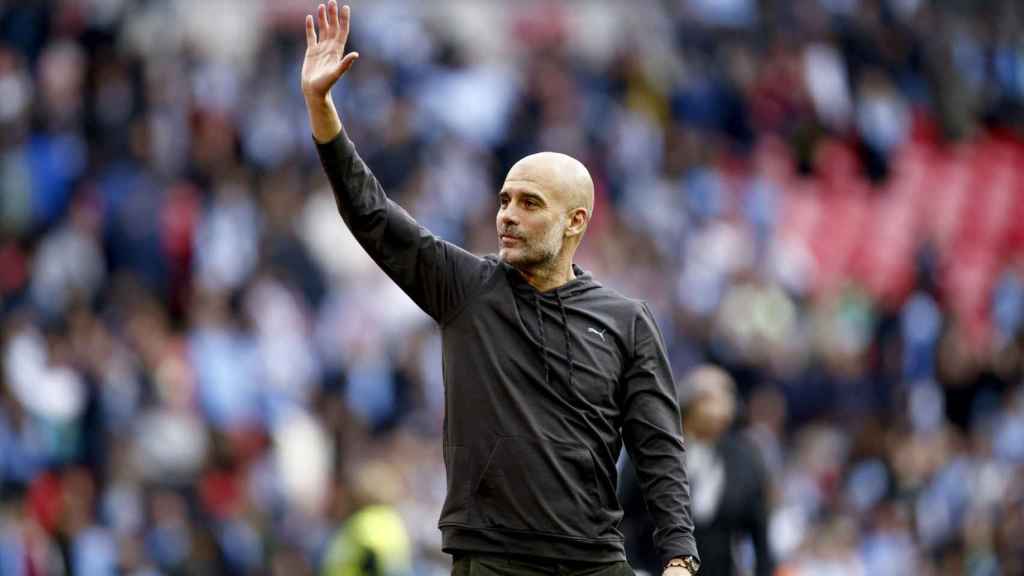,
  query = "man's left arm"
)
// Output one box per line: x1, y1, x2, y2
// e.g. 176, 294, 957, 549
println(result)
621, 303, 699, 574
